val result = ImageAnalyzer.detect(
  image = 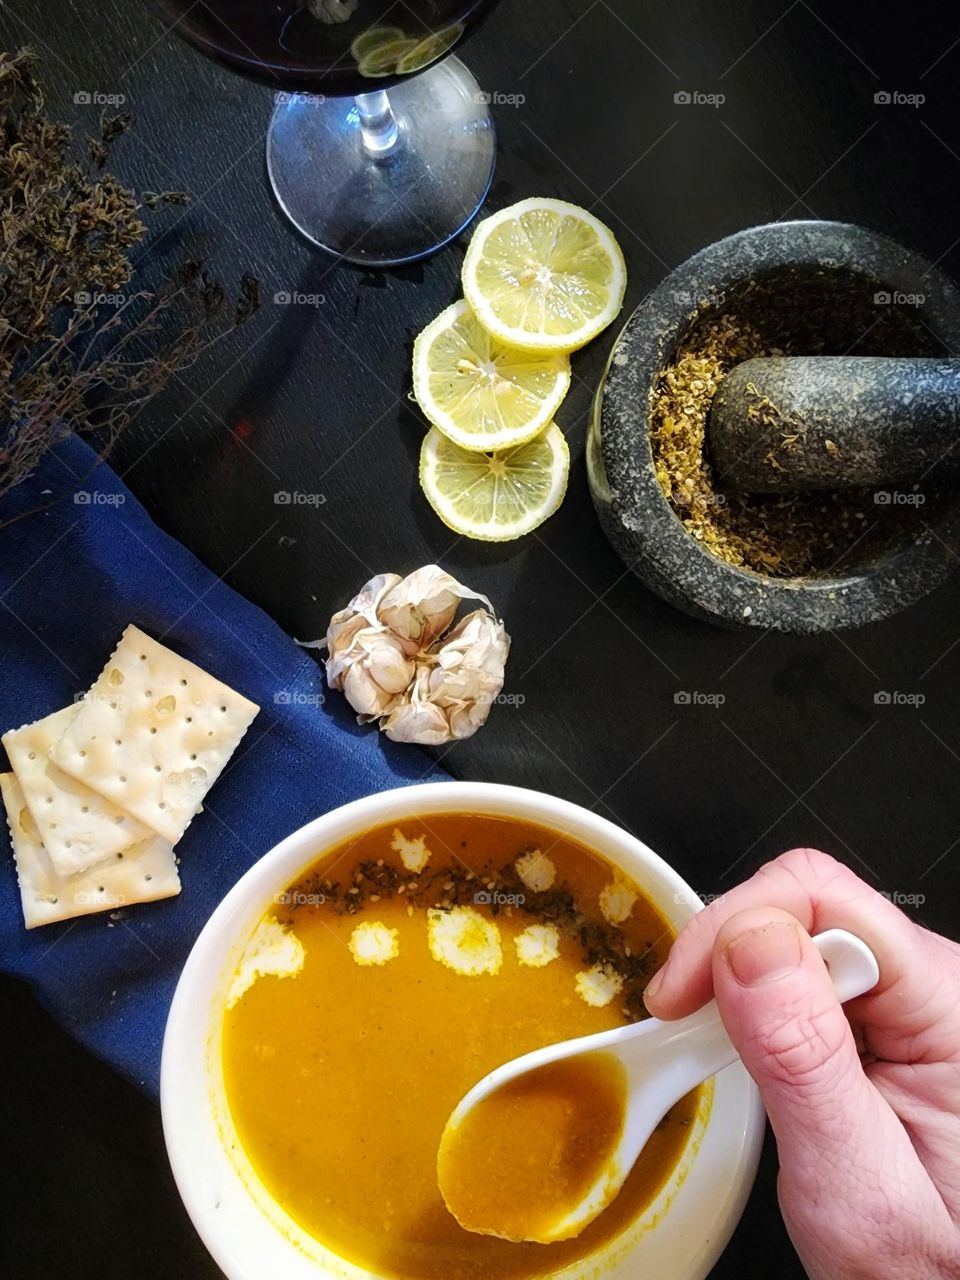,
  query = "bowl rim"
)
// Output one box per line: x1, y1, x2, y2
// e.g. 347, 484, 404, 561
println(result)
161, 781, 765, 1280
